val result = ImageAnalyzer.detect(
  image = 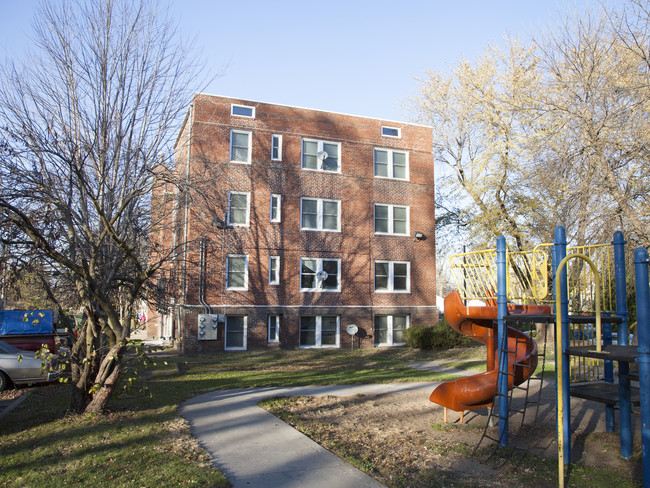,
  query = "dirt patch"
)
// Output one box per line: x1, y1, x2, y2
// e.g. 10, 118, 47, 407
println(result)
265, 386, 643, 488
